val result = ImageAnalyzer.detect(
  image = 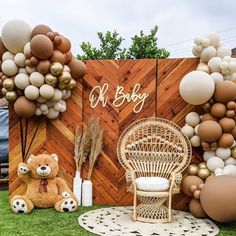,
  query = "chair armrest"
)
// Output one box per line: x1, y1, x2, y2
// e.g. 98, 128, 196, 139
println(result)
169, 172, 182, 191
129, 170, 137, 191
